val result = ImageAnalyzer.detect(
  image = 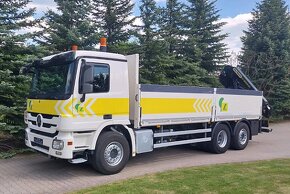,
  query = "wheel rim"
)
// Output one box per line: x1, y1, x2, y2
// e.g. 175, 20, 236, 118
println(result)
217, 130, 228, 148
239, 128, 248, 145
104, 142, 124, 167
